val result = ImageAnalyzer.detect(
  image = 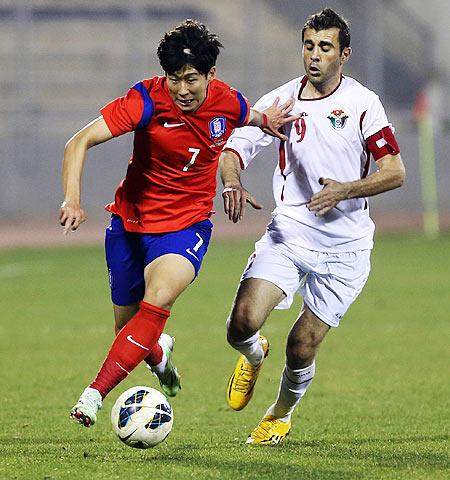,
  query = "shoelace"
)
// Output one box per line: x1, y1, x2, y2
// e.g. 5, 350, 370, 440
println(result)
234, 361, 259, 393
80, 390, 101, 411
251, 417, 280, 440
